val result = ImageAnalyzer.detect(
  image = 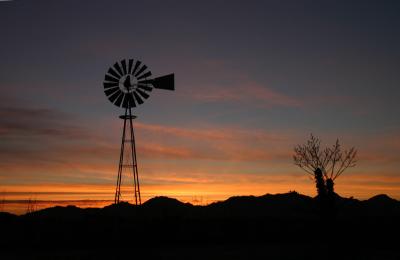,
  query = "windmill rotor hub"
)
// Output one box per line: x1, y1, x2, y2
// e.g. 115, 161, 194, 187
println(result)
119, 74, 138, 93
